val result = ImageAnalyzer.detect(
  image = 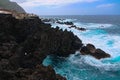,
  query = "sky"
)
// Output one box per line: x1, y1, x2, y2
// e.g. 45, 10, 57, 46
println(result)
10, 0, 120, 15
